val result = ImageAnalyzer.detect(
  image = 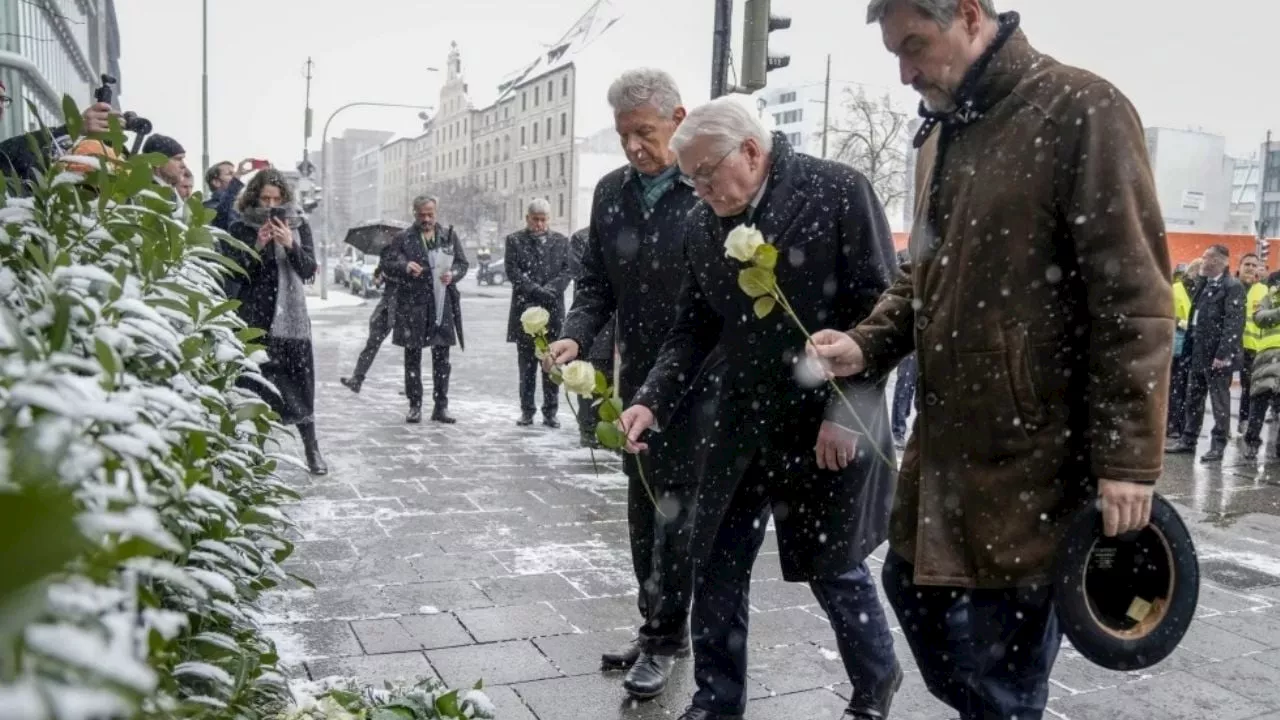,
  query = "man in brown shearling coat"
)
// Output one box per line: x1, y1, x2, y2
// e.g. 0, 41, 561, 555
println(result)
809, 1, 1174, 718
